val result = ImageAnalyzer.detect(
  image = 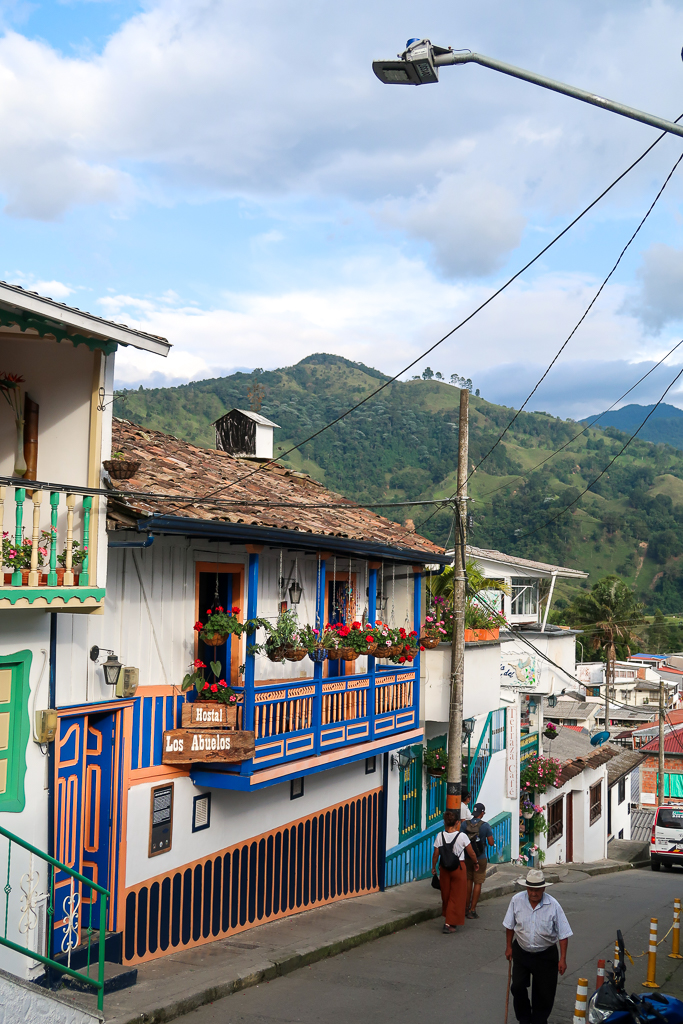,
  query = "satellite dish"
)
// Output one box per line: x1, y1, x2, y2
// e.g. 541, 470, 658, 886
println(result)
591, 731, 610, 747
